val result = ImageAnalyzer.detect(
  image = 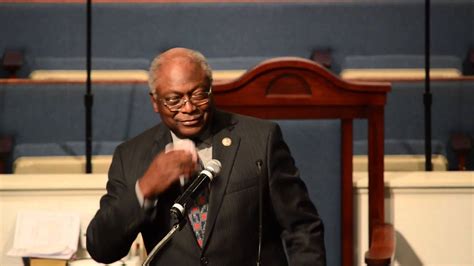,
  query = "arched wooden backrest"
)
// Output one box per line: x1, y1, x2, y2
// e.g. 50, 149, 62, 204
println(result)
212, 57, 393, 266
